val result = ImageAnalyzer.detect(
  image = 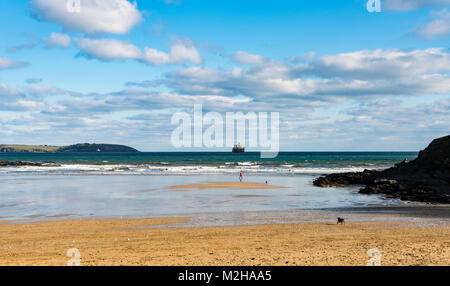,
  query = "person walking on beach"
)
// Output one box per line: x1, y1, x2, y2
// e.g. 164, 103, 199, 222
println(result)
239, 172, 243, 182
